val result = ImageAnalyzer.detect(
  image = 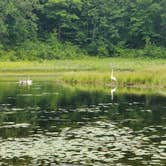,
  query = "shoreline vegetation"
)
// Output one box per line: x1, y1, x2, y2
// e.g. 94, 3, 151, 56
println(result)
0, 57, 166, 89
0, 0, 165, 90
0, 0, 165, 61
